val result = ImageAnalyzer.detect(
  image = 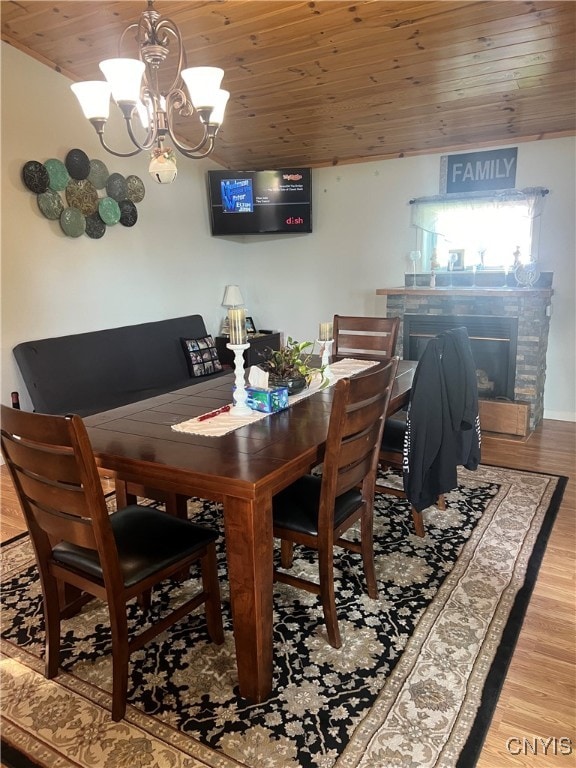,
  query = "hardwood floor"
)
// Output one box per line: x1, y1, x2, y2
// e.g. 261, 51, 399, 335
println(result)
1, 419, 574, 766
476, 421, 576, 767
